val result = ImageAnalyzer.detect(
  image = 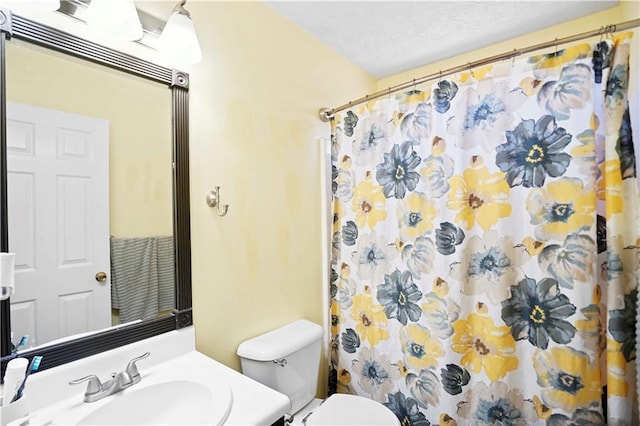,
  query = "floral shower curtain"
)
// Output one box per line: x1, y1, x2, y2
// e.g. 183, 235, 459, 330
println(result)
329, 34, 638, 425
